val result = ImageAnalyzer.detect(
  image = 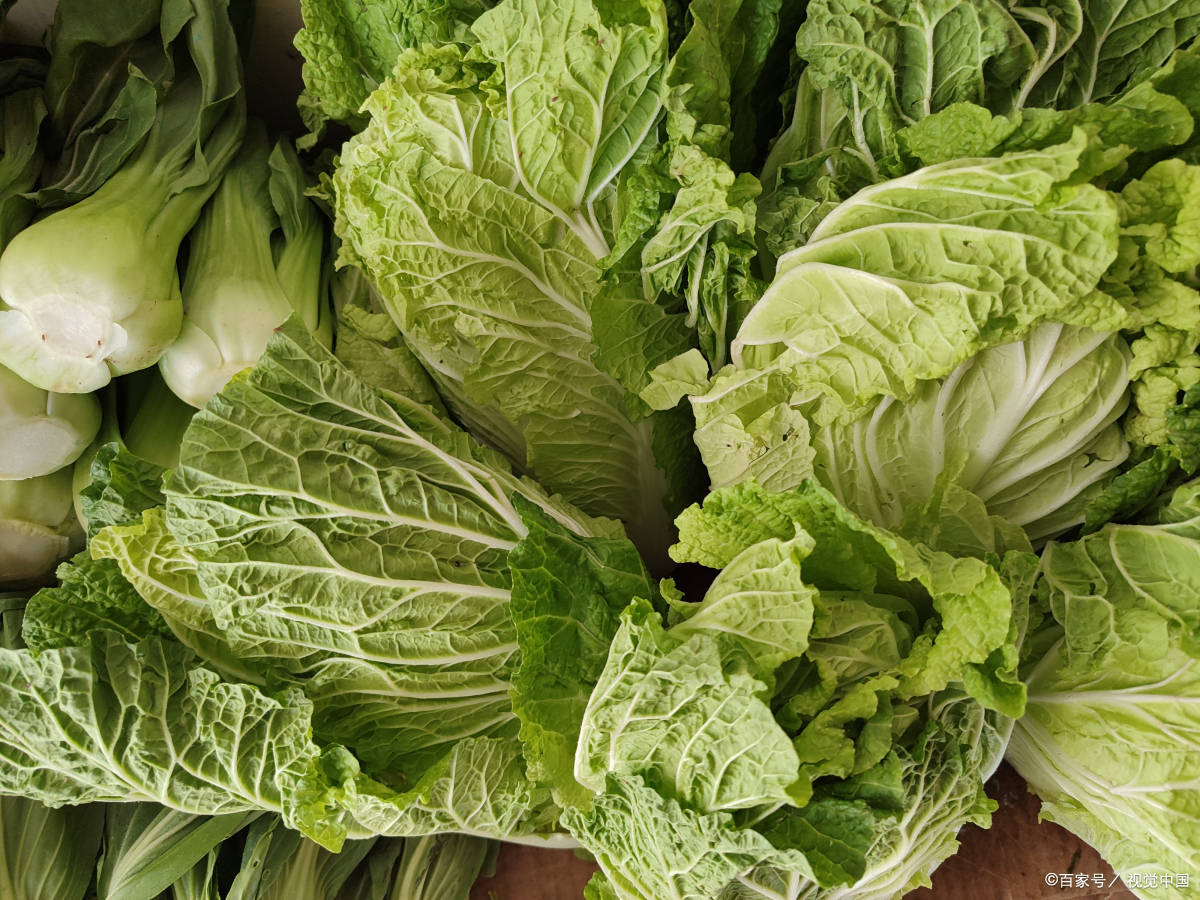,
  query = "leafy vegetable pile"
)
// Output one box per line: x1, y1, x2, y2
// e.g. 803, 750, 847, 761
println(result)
1, 0, 1199, 898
